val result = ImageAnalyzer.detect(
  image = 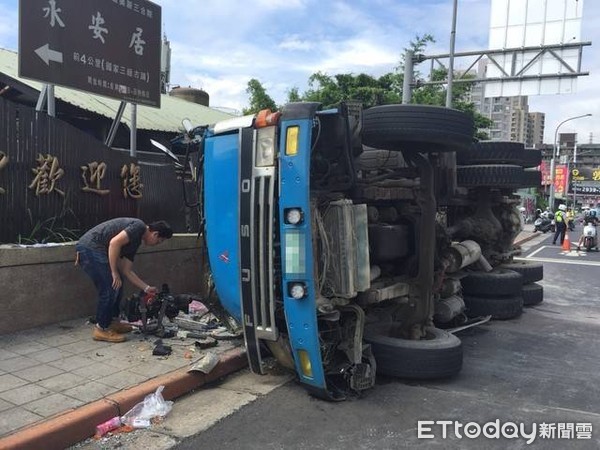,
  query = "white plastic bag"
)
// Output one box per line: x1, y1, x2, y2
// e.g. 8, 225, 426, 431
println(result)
121, 385, 173, 428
